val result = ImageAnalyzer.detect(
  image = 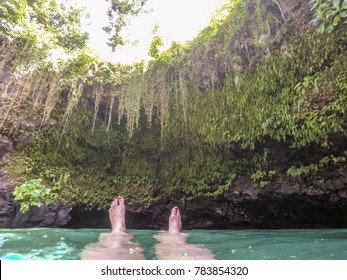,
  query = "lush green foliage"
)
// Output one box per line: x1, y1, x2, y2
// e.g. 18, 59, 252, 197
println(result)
287, 153, 347, 179
0, 0, 26, 37
13, 179, 51, 212
27, 0, 88, 50
0, 0, 88, 50
2, 0, 347, 209
309, 0, 347, 33
148, 36, 164, 58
